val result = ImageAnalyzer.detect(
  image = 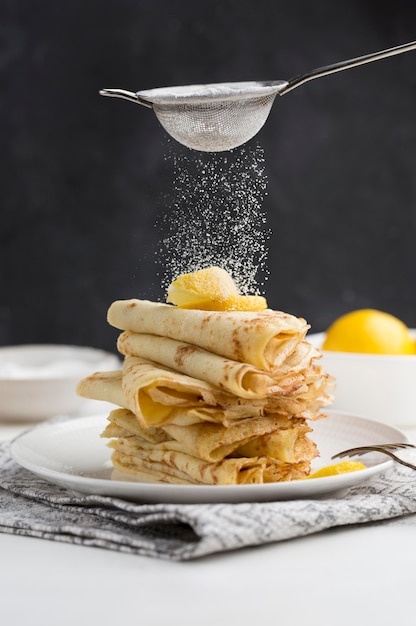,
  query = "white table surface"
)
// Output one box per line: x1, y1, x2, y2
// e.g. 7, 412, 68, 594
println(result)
1, 420, 416, 626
